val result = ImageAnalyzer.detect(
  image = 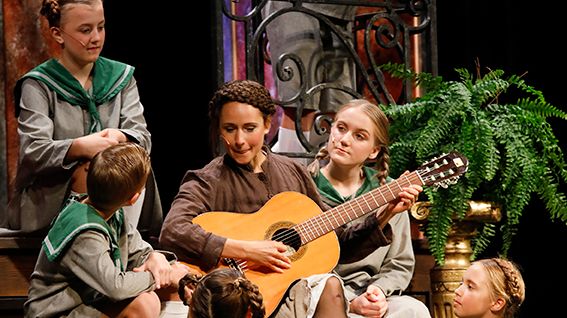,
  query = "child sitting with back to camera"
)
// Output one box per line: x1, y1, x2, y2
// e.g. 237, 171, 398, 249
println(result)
25, 142, 189, 317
